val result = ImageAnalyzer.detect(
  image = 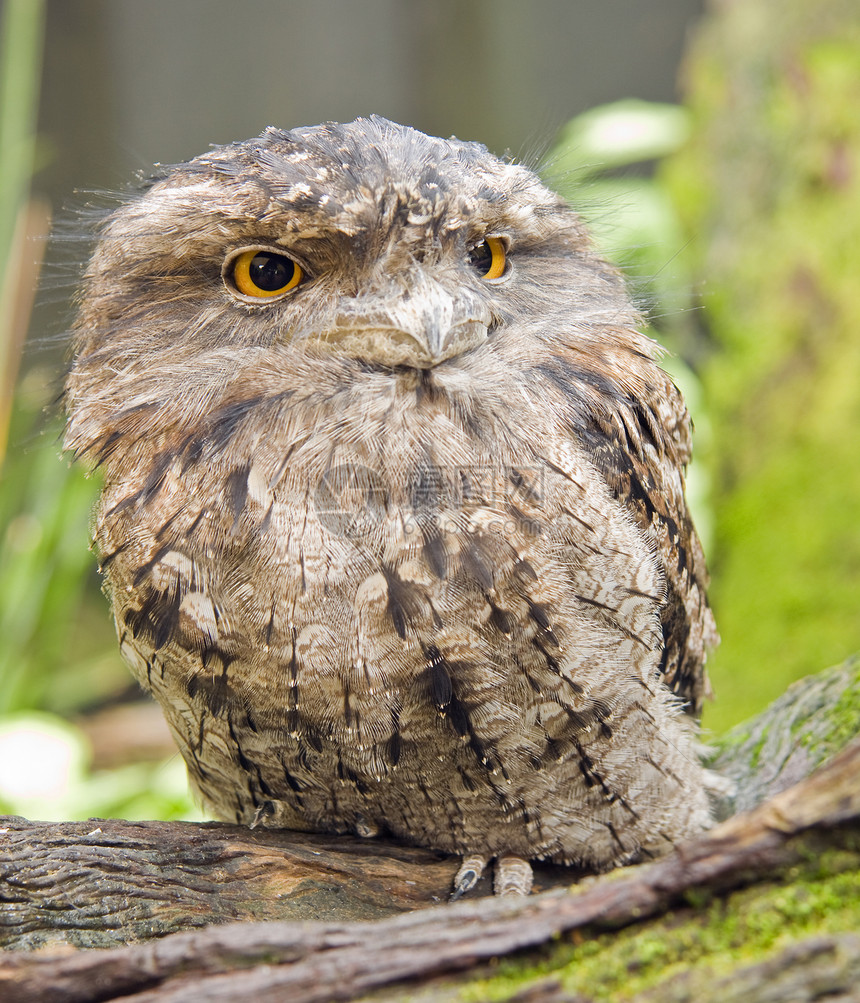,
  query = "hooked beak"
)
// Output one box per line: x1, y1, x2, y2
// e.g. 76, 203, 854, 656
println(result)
319, 279, 491, 368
